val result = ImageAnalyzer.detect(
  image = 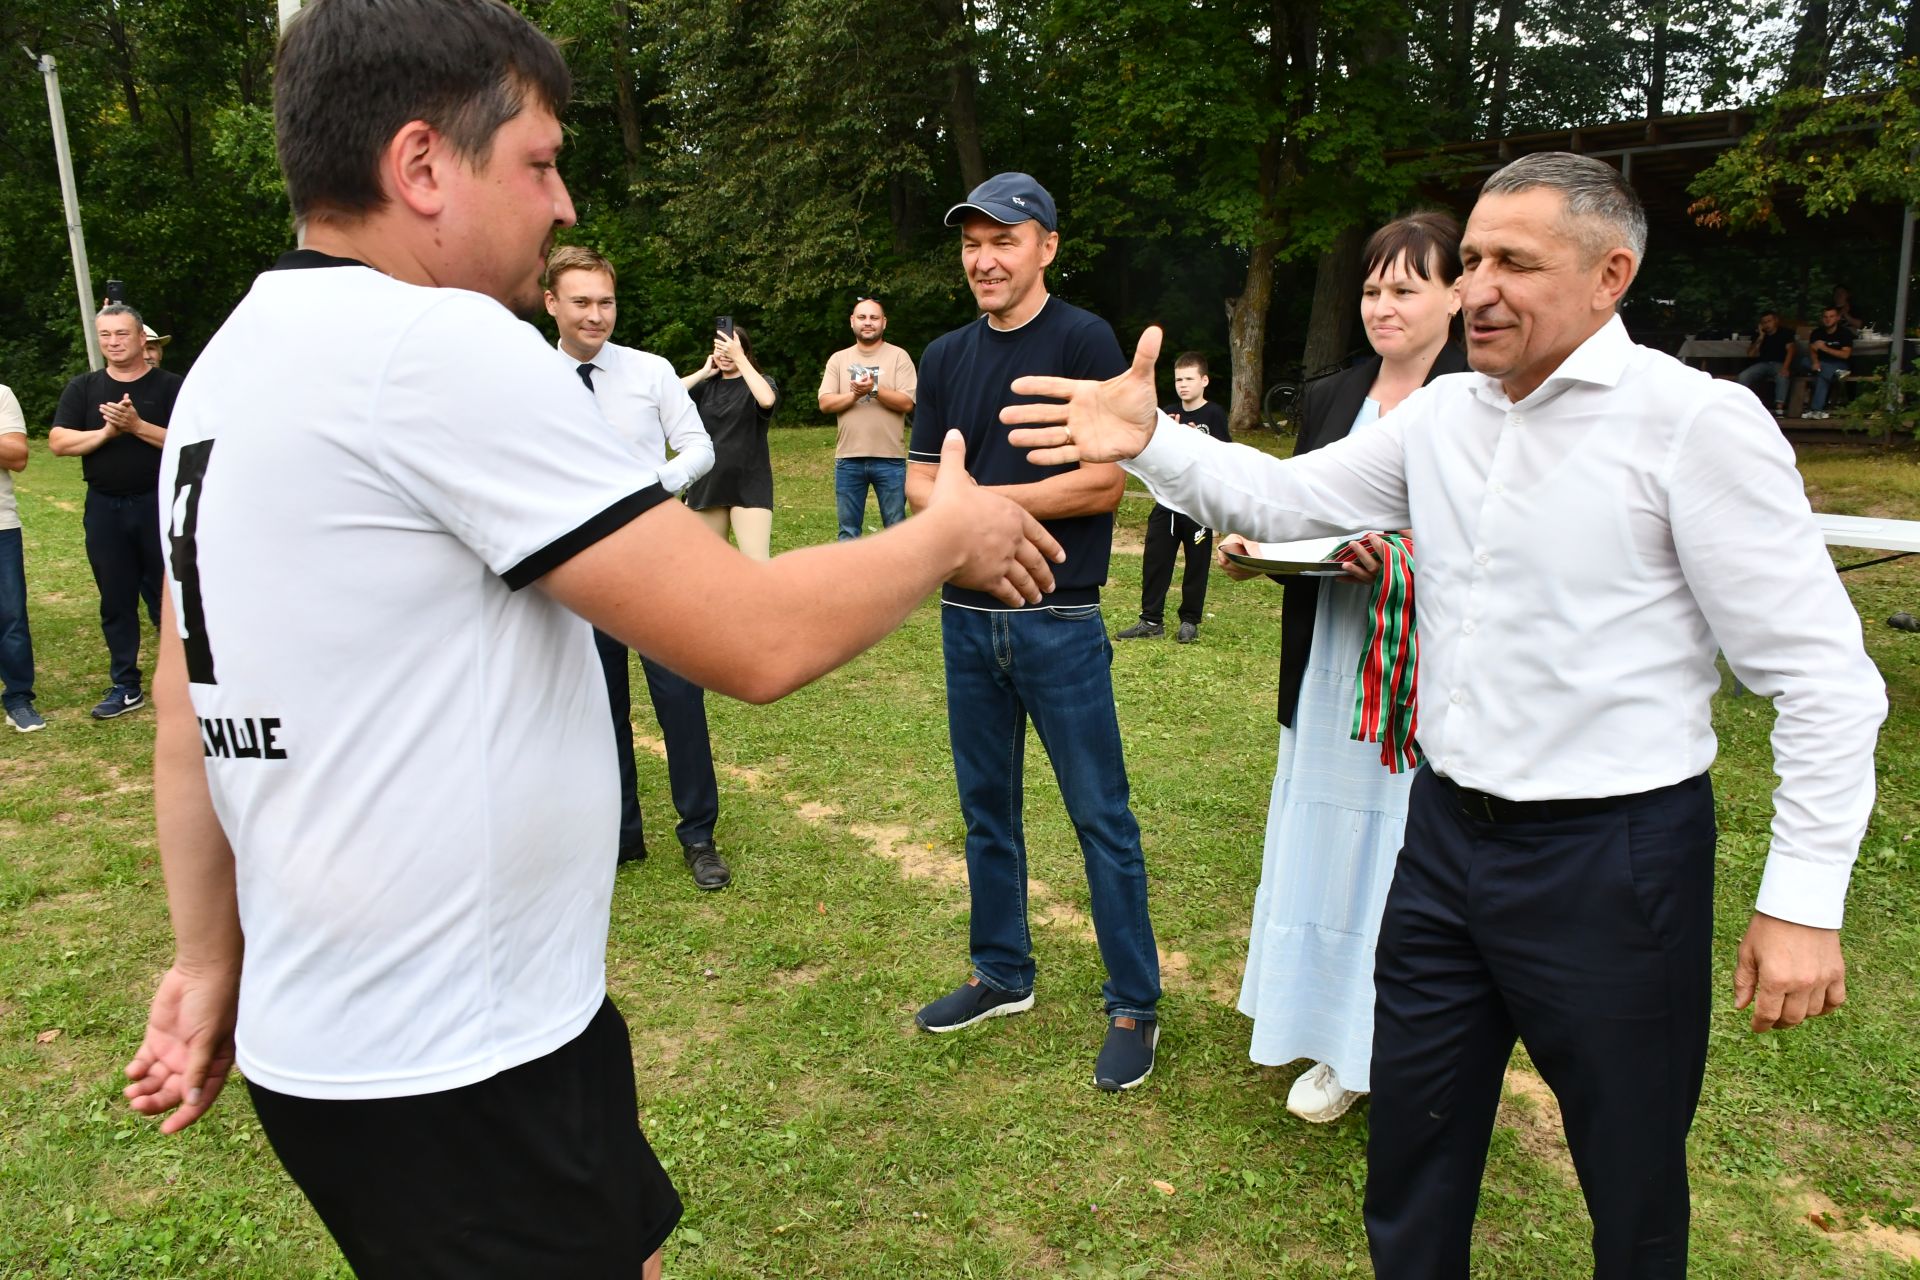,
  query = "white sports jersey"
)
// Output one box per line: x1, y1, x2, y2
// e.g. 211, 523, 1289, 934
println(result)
158, 251, 667, 1099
